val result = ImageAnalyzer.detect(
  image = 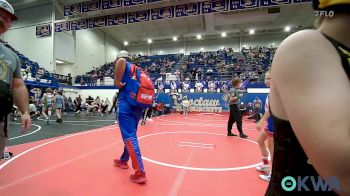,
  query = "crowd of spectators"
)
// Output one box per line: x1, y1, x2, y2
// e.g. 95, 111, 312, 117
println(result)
75, 46, 275, 88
